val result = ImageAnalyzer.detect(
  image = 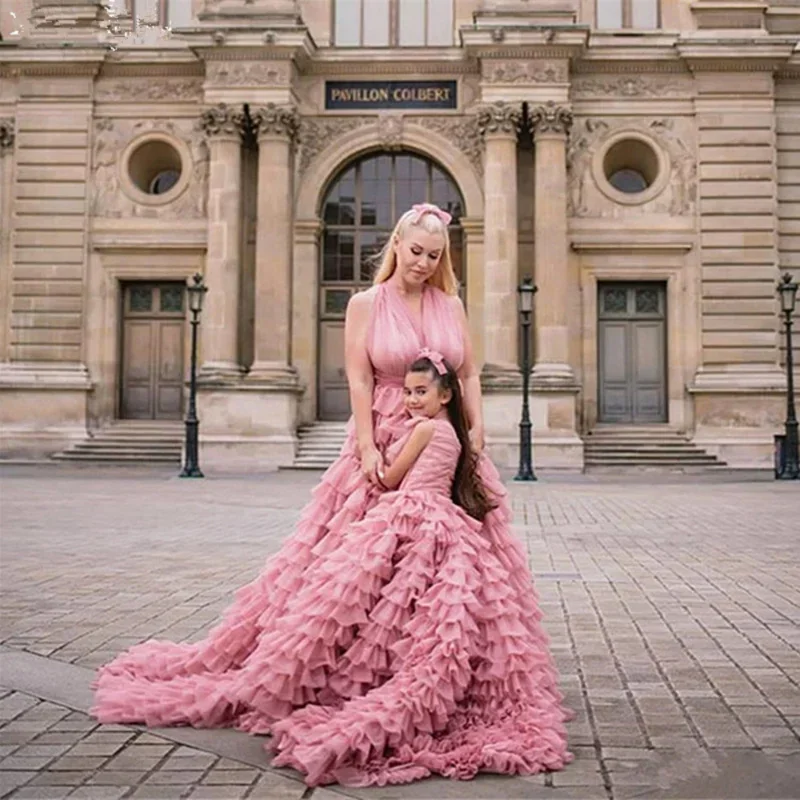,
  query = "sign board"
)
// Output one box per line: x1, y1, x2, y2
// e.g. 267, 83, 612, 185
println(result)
325, 80, 458, 111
